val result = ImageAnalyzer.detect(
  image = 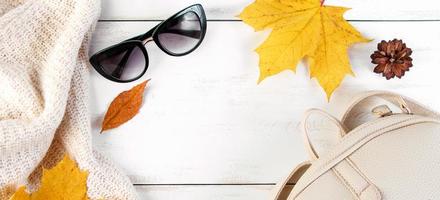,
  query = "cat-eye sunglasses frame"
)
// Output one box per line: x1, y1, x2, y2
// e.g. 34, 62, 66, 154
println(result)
89, 4, 207, 83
